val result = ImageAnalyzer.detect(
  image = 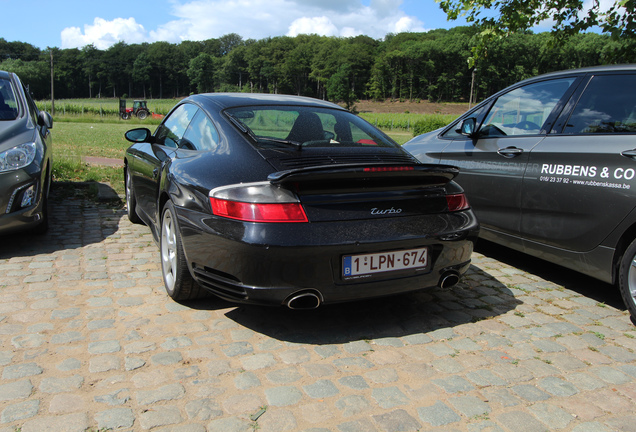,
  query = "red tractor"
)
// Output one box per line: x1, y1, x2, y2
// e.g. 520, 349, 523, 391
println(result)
119, 99, 150, 120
